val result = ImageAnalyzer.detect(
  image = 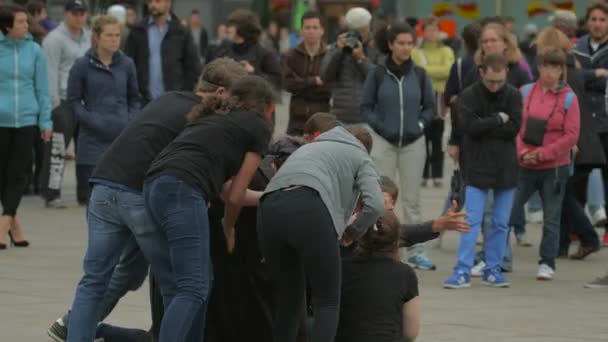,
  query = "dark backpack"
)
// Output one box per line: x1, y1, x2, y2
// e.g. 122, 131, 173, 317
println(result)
372, 64, 428, 108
